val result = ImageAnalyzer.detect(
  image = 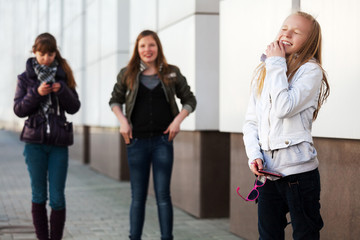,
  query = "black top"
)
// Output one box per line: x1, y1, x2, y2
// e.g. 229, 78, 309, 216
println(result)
131, 82, 173, 138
